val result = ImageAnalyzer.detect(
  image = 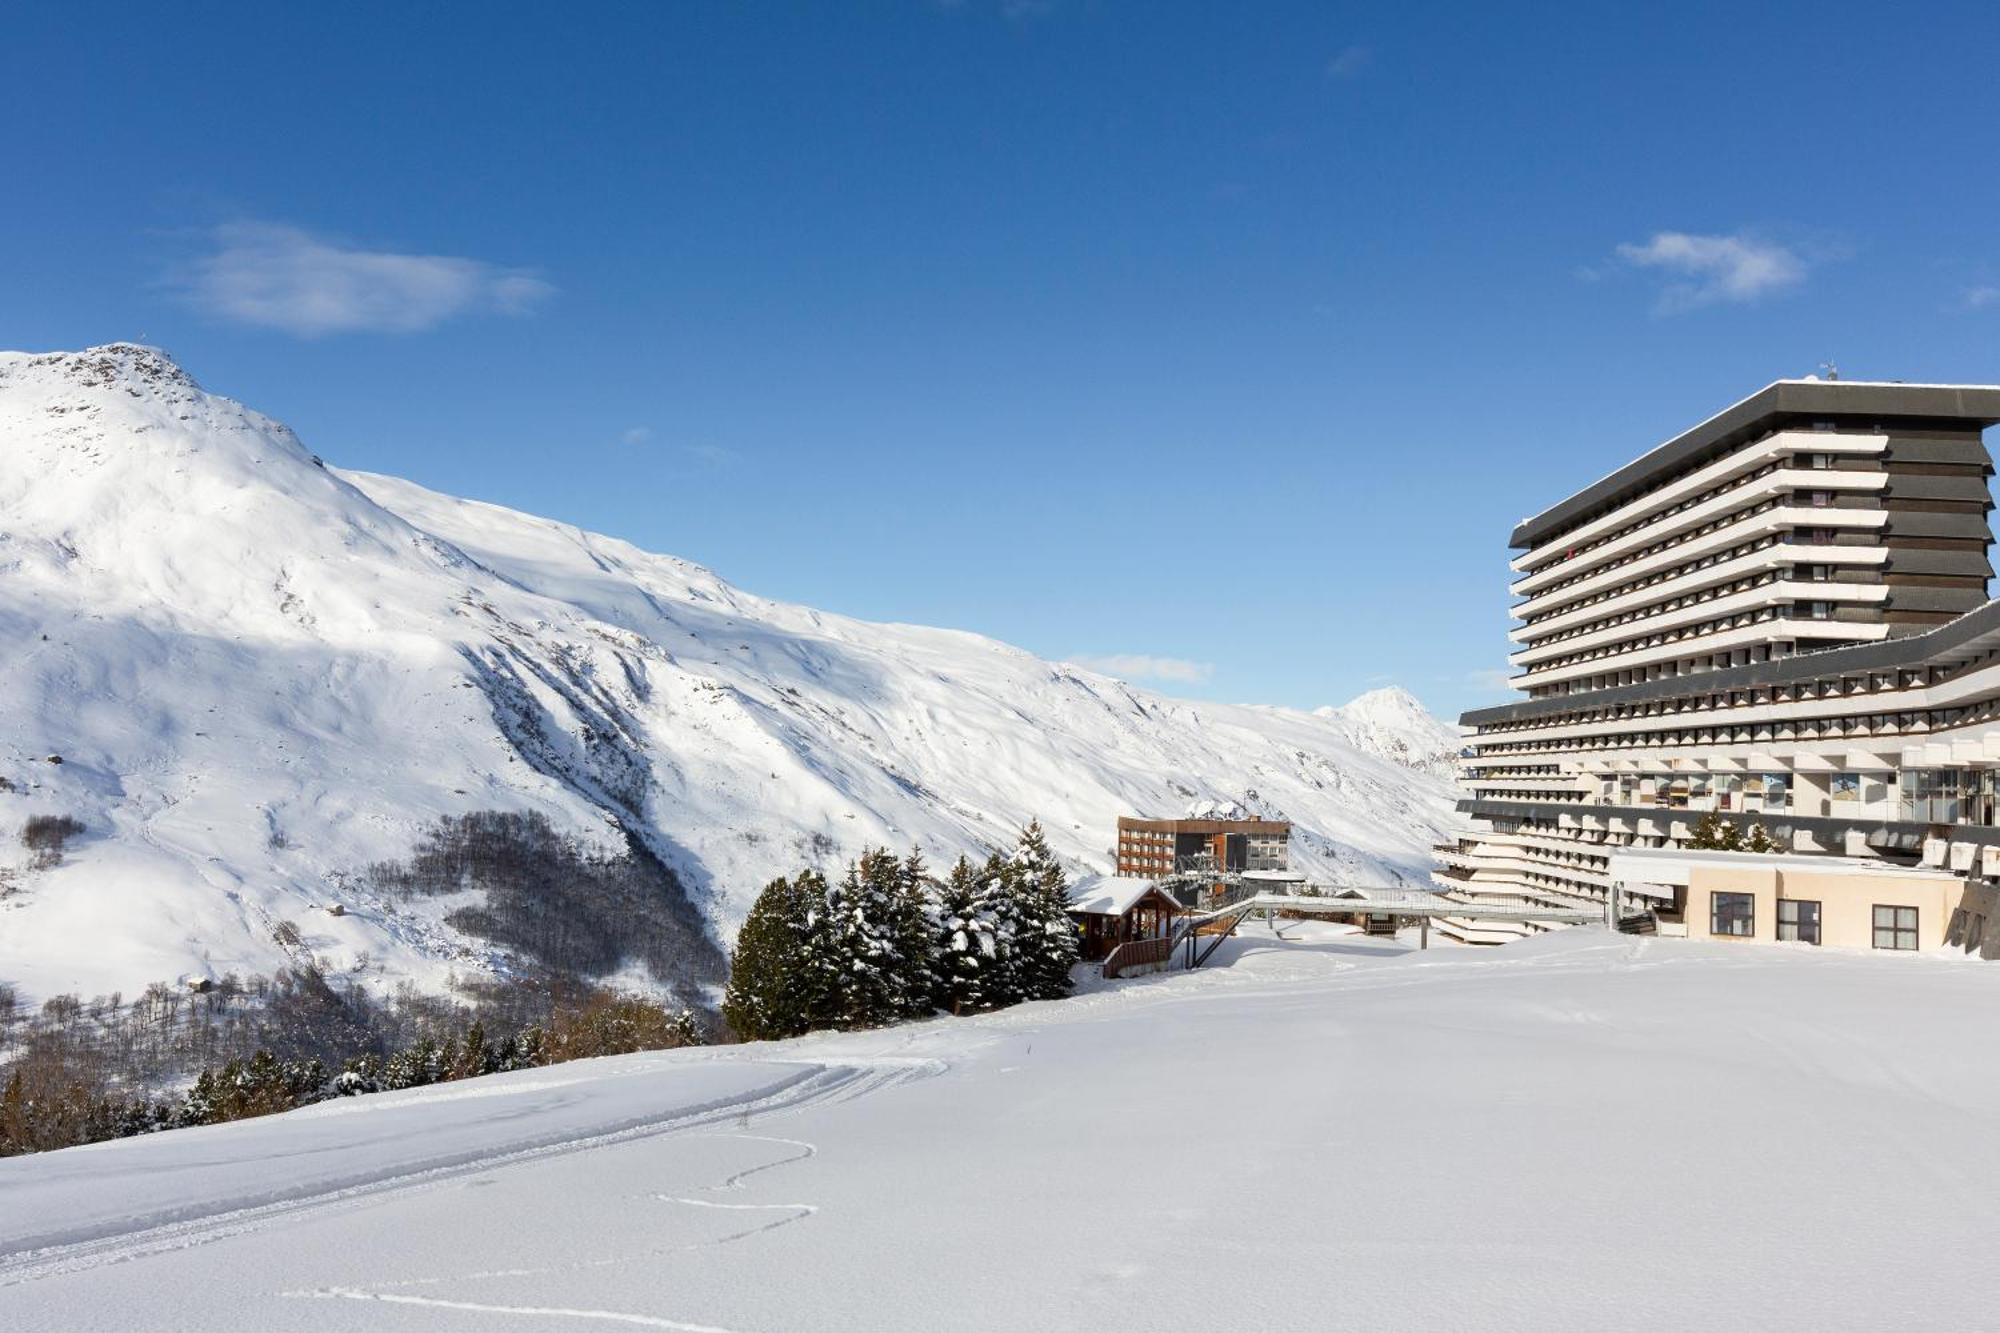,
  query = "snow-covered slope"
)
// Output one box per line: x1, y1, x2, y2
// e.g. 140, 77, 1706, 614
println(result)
0, 345, 1459, 1003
